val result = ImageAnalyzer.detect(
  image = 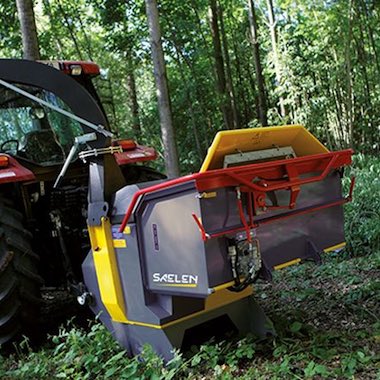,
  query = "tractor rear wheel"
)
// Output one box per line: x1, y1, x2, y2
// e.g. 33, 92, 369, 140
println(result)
0, 195, 43, 348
